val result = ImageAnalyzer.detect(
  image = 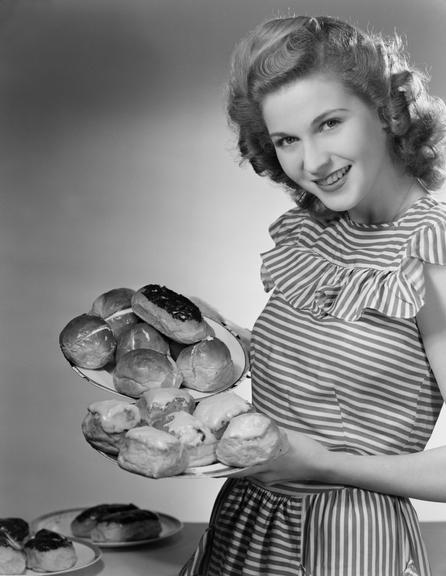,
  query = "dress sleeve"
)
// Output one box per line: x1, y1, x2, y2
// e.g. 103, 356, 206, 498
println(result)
260, 207, 307, 293
406, 218, 446, 266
